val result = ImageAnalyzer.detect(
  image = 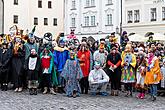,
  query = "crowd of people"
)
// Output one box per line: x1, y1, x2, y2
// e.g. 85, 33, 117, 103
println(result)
0, 31, 165, 102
